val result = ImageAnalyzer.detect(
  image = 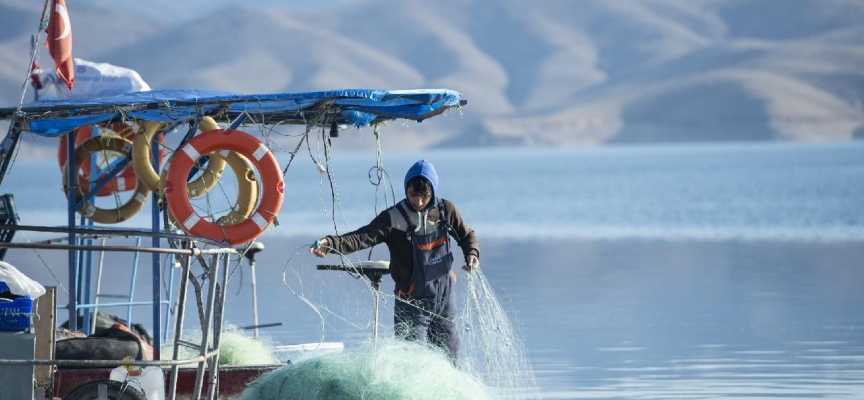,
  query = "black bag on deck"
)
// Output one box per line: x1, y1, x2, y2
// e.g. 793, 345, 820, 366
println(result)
60, 311, 153, 345
55, 324, 147, 369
